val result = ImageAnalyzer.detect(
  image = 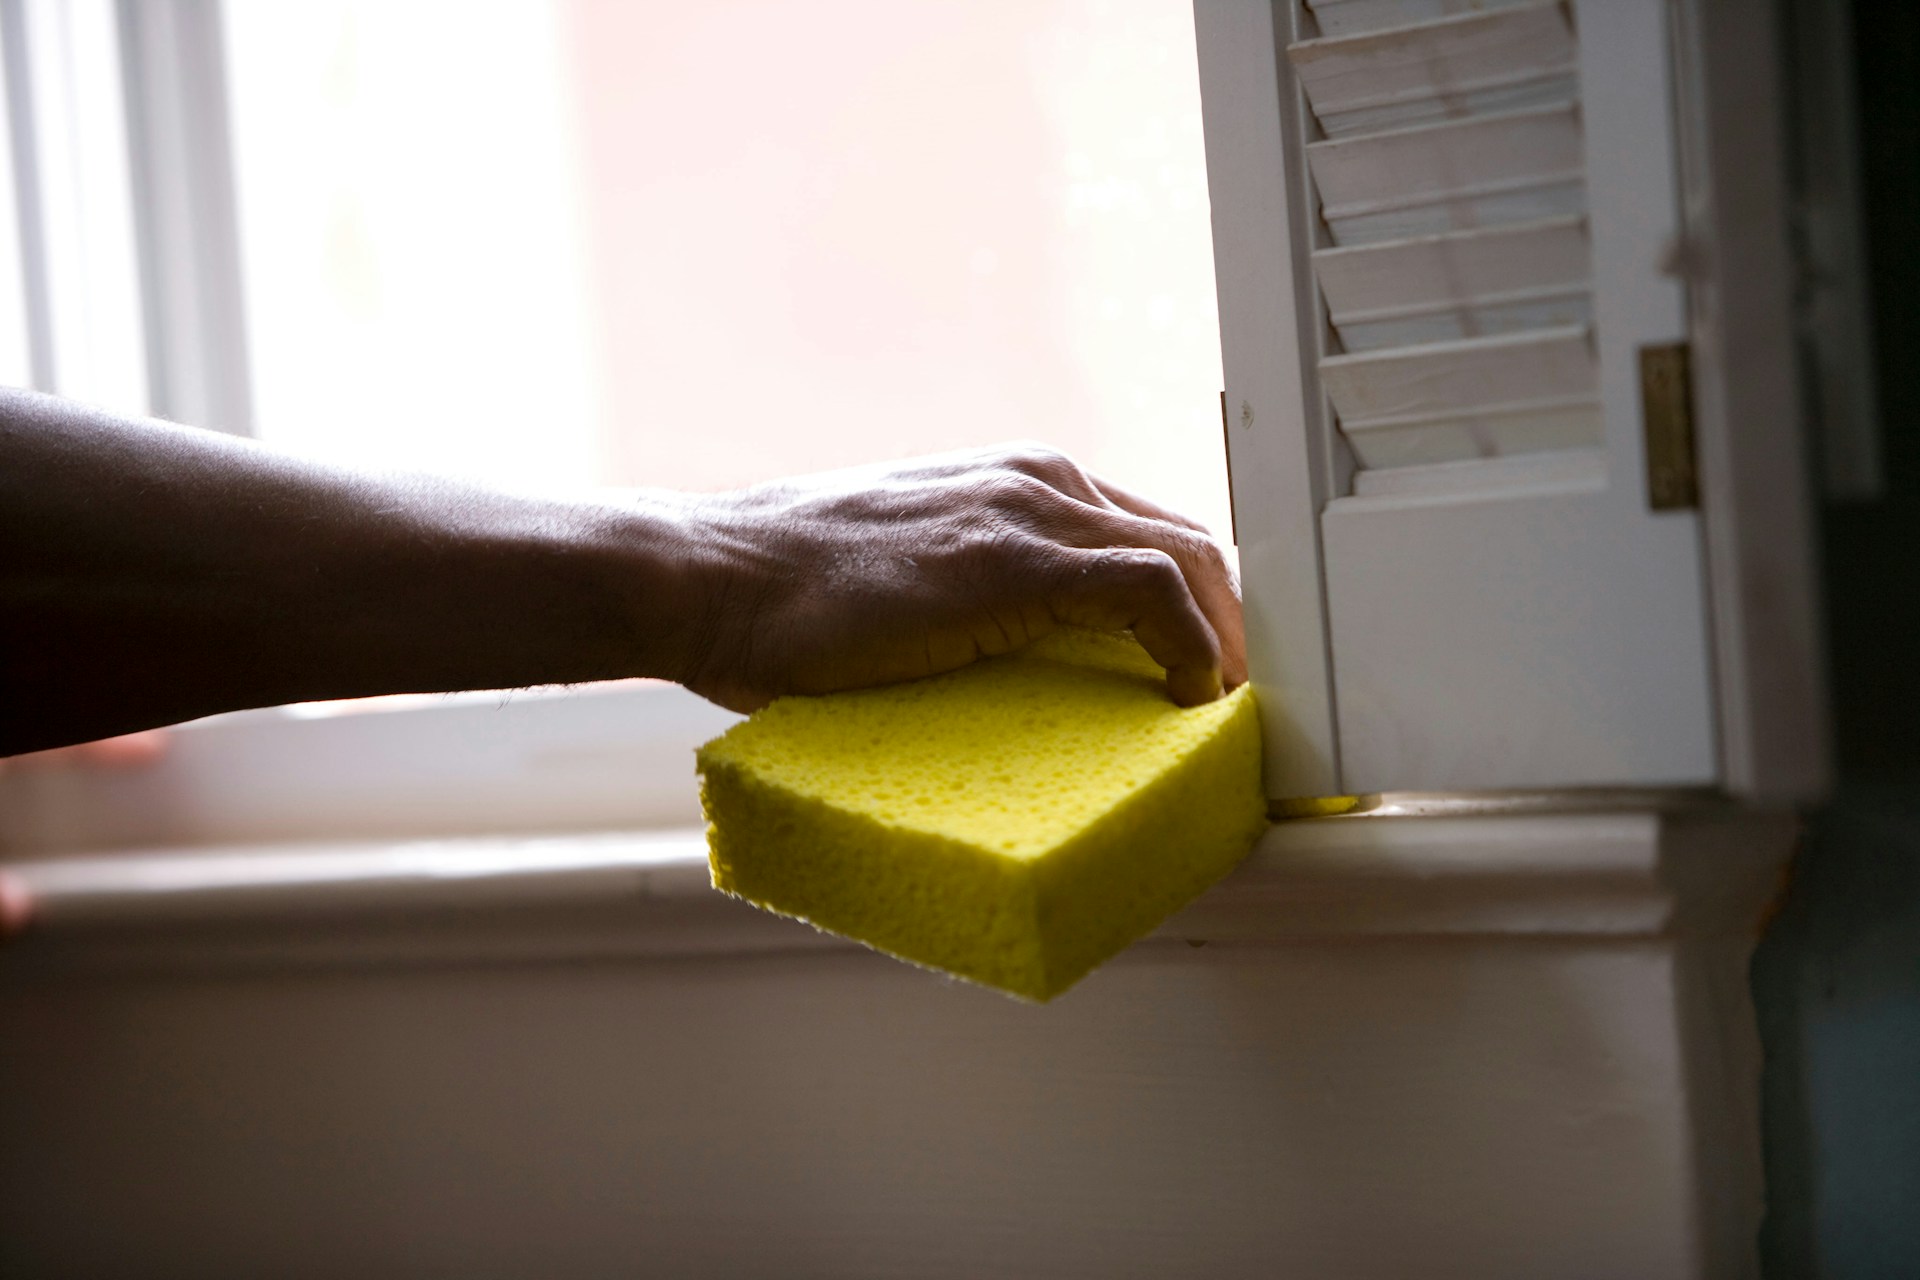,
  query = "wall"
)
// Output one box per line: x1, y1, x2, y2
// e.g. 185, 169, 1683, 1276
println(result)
1, 810, 1787, 1279
0, 932, 1729, 1278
